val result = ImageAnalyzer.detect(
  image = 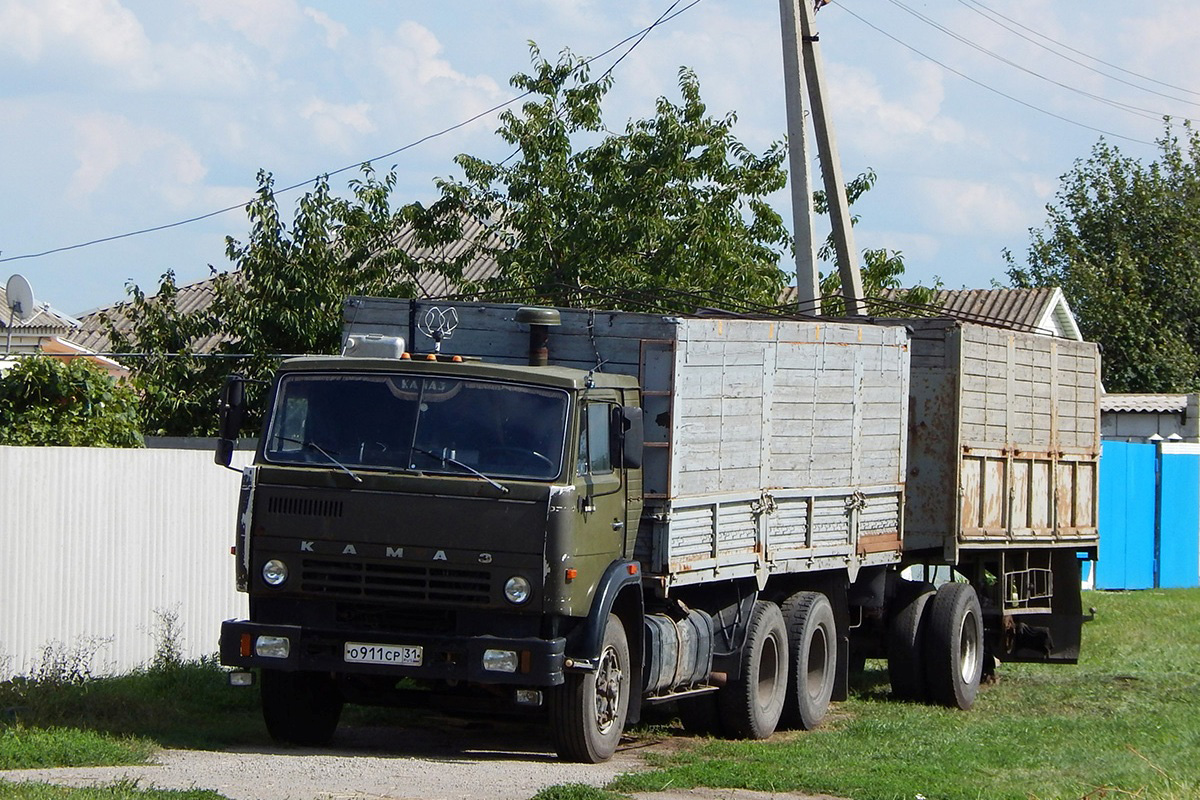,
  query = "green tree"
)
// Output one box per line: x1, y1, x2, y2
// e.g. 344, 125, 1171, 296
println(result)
812, 169, 939, 316
410, 45, 791, 312
0, 356, 142, 446
109, 165, 437, 436
1008, 121, 1200, 392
